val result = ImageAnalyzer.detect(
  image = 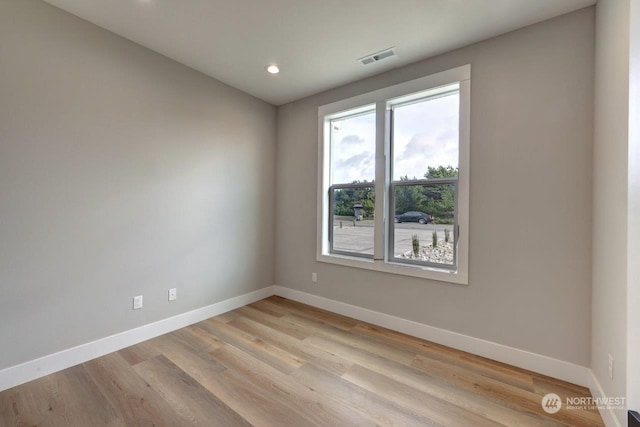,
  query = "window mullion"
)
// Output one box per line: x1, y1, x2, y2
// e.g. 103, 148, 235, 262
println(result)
373, 101, 387, 260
